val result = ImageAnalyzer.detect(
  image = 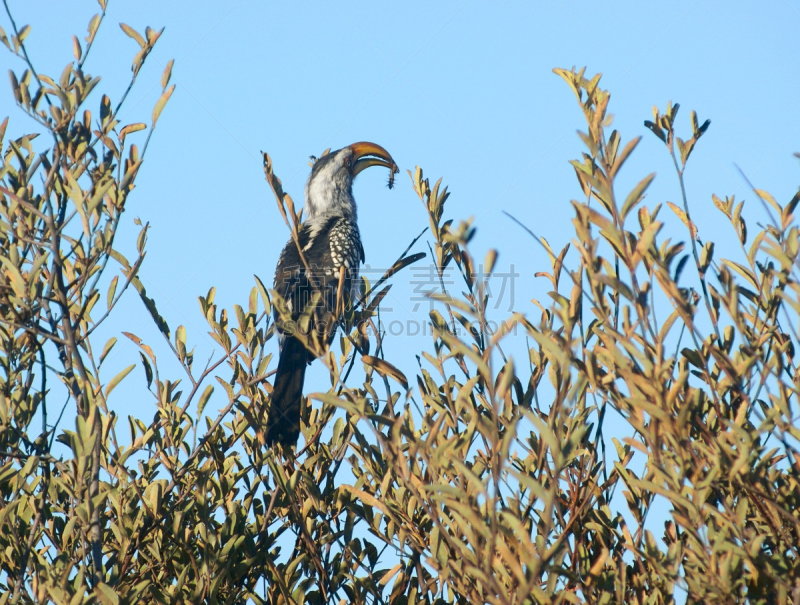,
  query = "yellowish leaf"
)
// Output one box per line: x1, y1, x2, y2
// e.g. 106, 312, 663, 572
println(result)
666, 201, 697, 239
119, 122, 146, 140
119, 23, 145, 48
151, 84, 175, 126
362, 355, 408, 390
105, 364, 135, 398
